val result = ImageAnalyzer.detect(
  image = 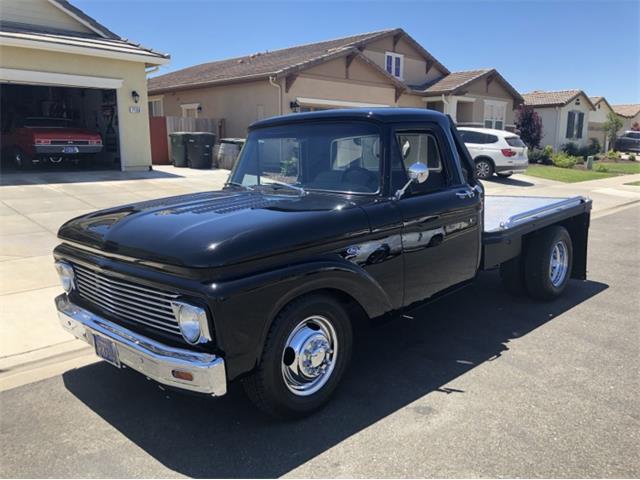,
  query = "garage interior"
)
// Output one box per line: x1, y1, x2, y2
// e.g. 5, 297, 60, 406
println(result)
1, 83, 120, 170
